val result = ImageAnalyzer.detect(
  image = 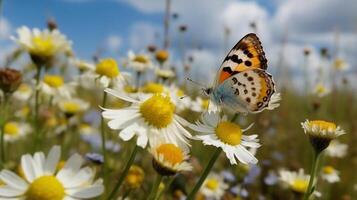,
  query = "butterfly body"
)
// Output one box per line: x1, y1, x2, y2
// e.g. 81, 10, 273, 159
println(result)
207, 33, 280, 114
